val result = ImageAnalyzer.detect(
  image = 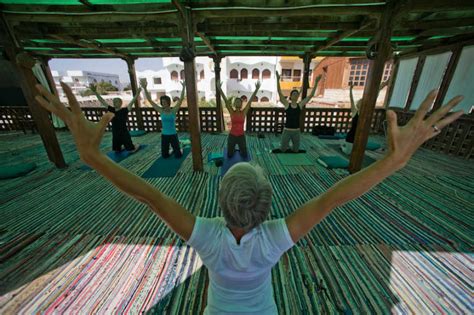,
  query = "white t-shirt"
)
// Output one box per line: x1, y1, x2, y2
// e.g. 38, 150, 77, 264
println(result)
188, 217, 295, 314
